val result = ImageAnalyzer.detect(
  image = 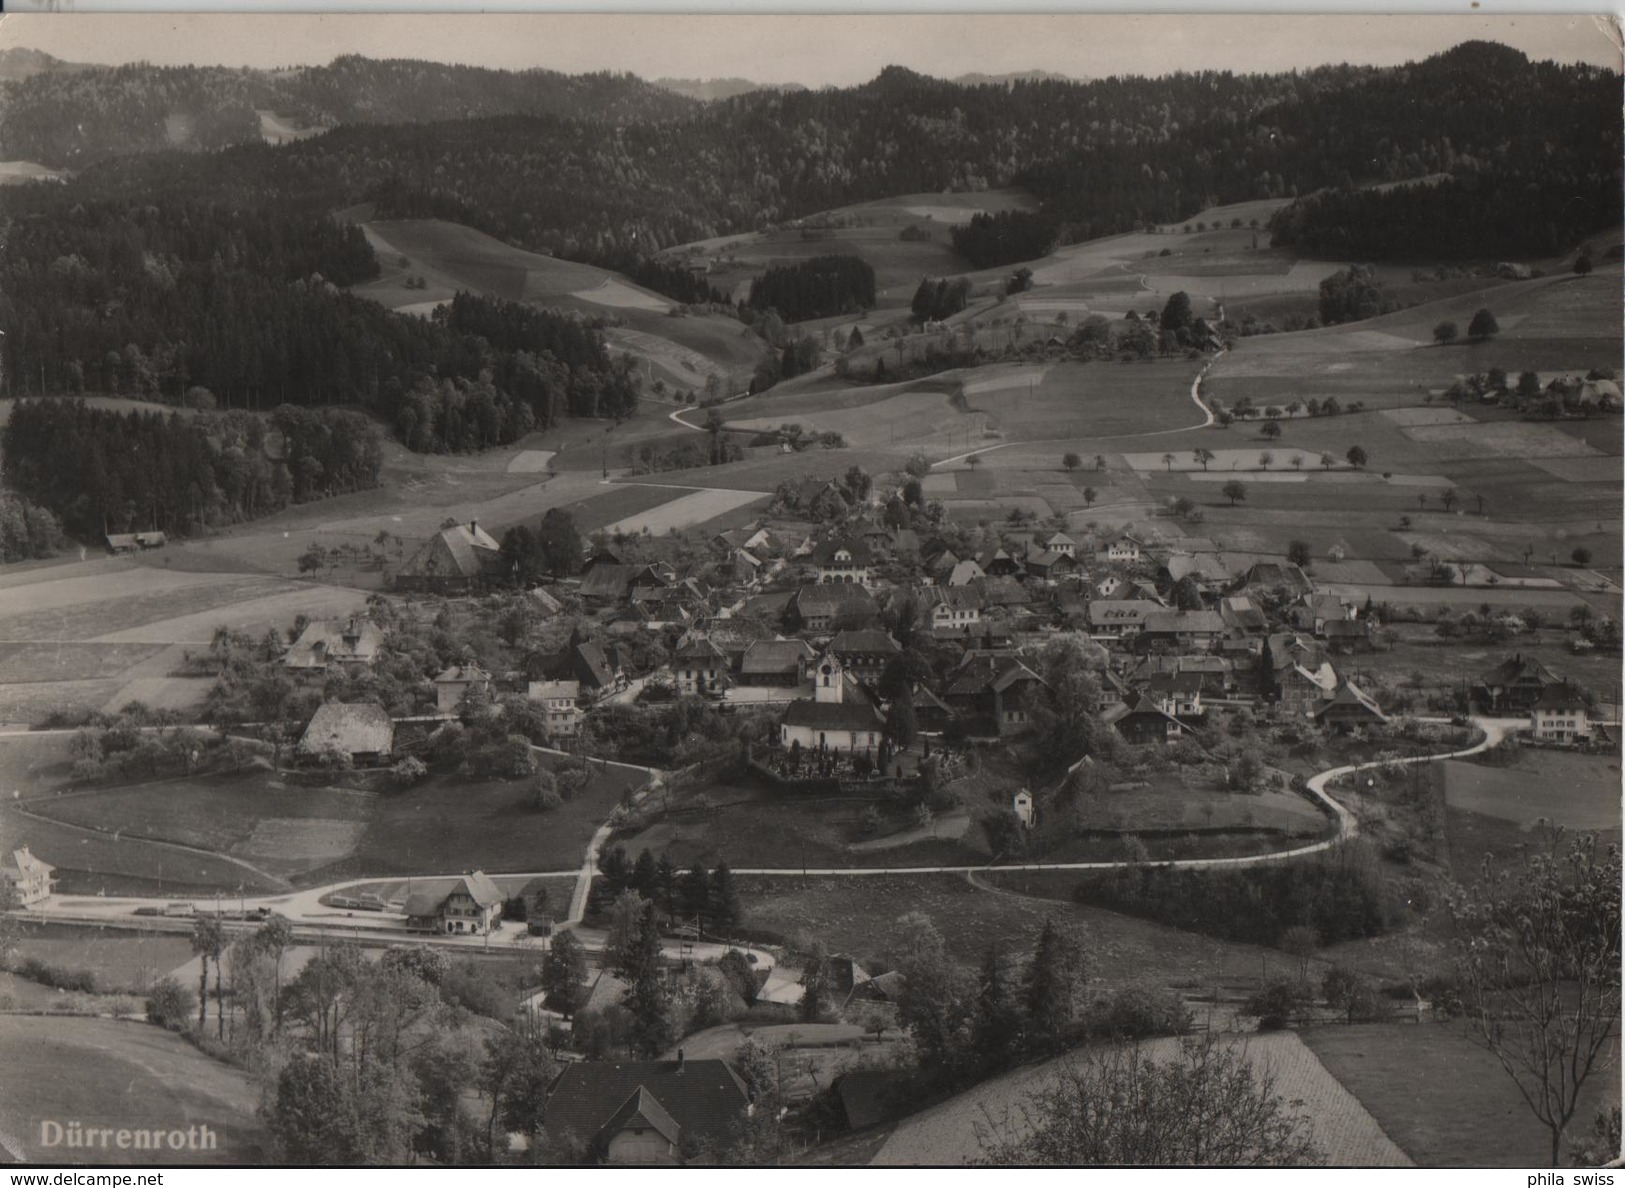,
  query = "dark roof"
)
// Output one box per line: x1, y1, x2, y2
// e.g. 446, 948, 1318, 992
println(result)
598, 1086, 681, 1149
835, 1070, 907, 1132
399, 522, 504, 581
741, 639, 815, 675
579, 564, 665, 602
1146, 671, 1204, 695
827, 629, 900, 656
675, 638, 727, 662
811, 536, 873, 566
1143, 610, 1225, 635
1478, 653, 1560, 688
793, 584, 877, 616
1534, 682, 1587, 711
543, 1060, 749, 1150
783, 700, 884, 732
